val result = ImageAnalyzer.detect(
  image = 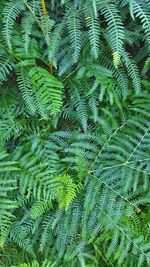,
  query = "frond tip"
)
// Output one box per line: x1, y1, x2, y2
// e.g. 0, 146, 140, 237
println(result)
54, 174, 78, 210
101, 3, 124, 68
113, 51, 121, 69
